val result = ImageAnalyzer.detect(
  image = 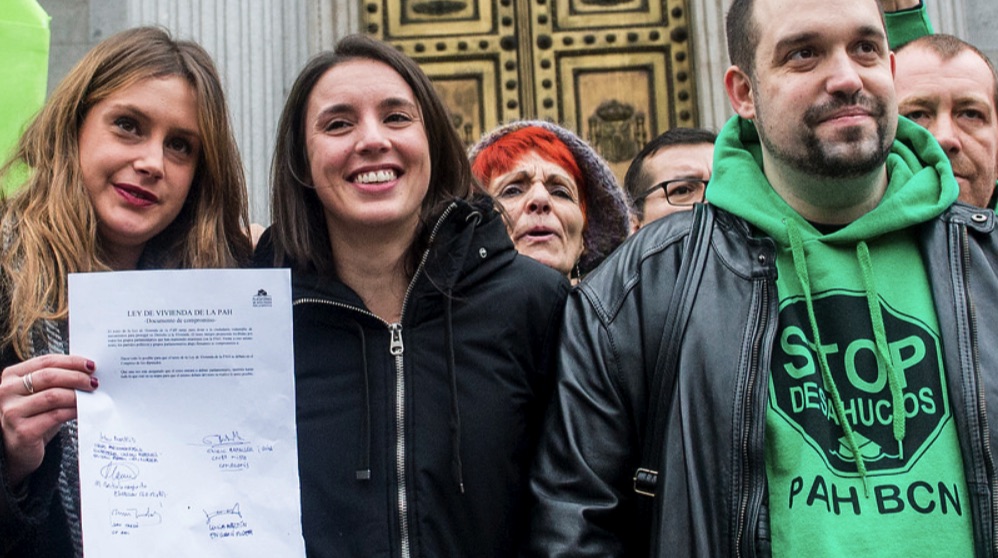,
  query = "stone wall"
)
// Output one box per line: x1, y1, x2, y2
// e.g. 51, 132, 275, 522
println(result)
35, 0, 998, 221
